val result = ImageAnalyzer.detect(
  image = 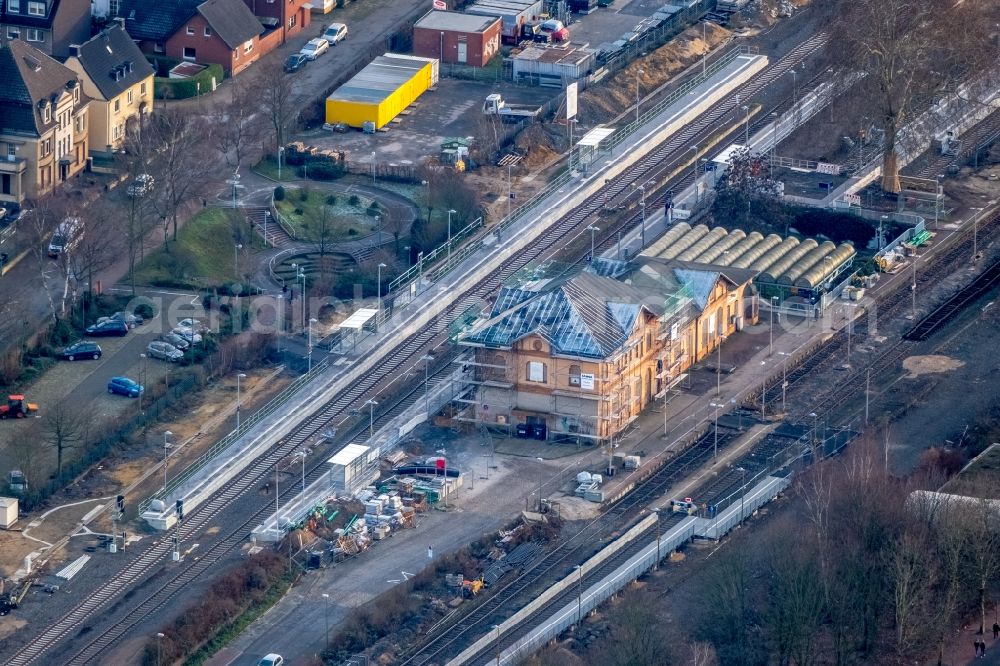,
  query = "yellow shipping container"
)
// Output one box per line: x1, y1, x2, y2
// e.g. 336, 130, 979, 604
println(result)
325, 53, 439, 129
